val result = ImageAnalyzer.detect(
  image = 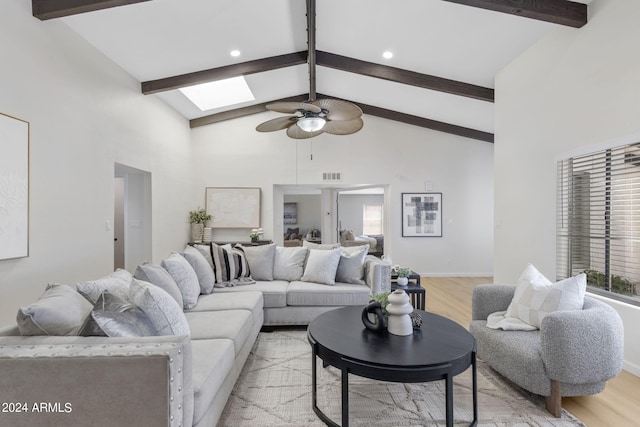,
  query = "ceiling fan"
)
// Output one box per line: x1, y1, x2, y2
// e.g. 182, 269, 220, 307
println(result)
255, 0, 363, 139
